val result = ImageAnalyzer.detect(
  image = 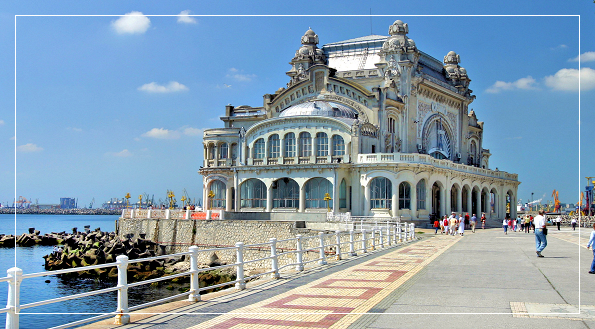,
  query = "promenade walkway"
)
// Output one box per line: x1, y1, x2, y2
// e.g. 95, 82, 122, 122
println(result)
82, 226, 595, 329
